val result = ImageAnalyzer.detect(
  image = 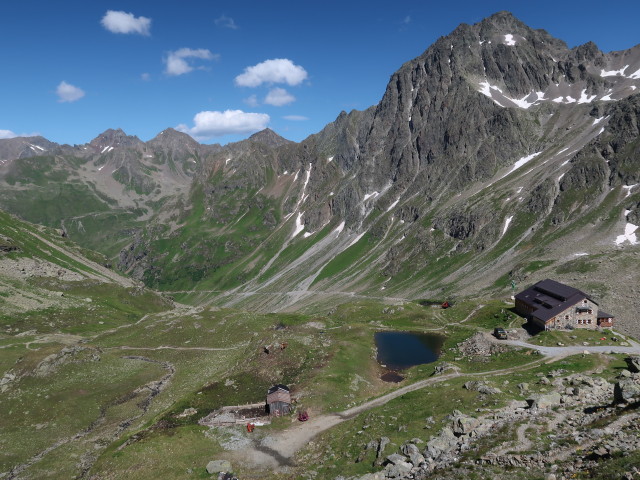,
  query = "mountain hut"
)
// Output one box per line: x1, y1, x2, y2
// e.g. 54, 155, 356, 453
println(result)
266, 384, 291, 416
